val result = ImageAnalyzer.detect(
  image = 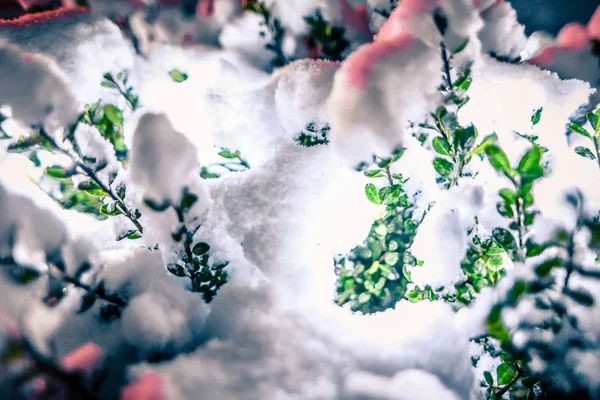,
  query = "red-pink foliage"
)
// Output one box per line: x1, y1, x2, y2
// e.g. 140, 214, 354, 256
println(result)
60, 342, 103, 375
121, 372, 167, 400
0, 6, 89, 29
342, 34, 415, 90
